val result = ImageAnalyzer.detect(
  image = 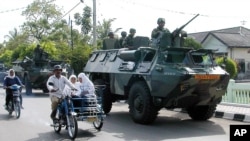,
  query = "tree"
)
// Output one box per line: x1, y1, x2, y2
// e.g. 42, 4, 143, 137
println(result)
216, 57, 237, 79
4, 28, 19, 41
21, 0, 63, 42
96, 18, 118, 40
184, 37, 202, 49
74, 6, 92, 35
